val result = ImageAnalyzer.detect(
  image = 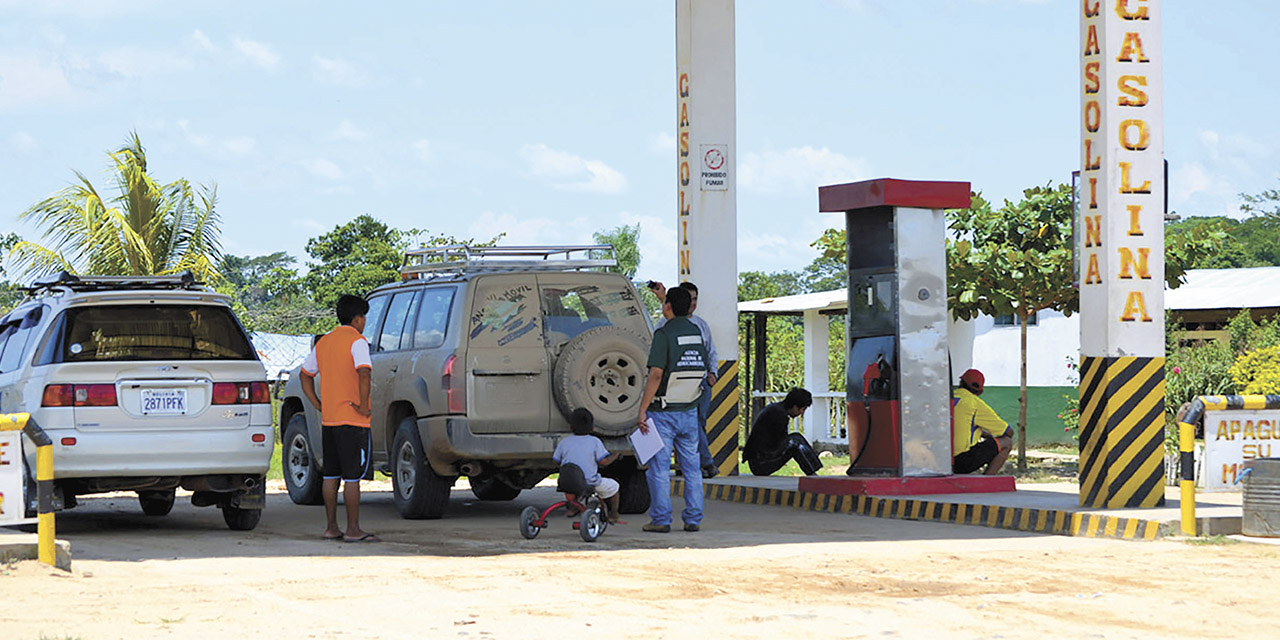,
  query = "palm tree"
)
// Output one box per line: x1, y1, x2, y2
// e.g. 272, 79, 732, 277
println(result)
11, 132, 223, 283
